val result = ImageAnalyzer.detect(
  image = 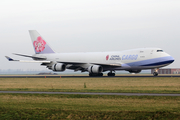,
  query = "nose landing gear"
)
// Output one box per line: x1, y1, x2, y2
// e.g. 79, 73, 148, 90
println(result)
153, 72, 158, 76
153, 68, 159, 76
